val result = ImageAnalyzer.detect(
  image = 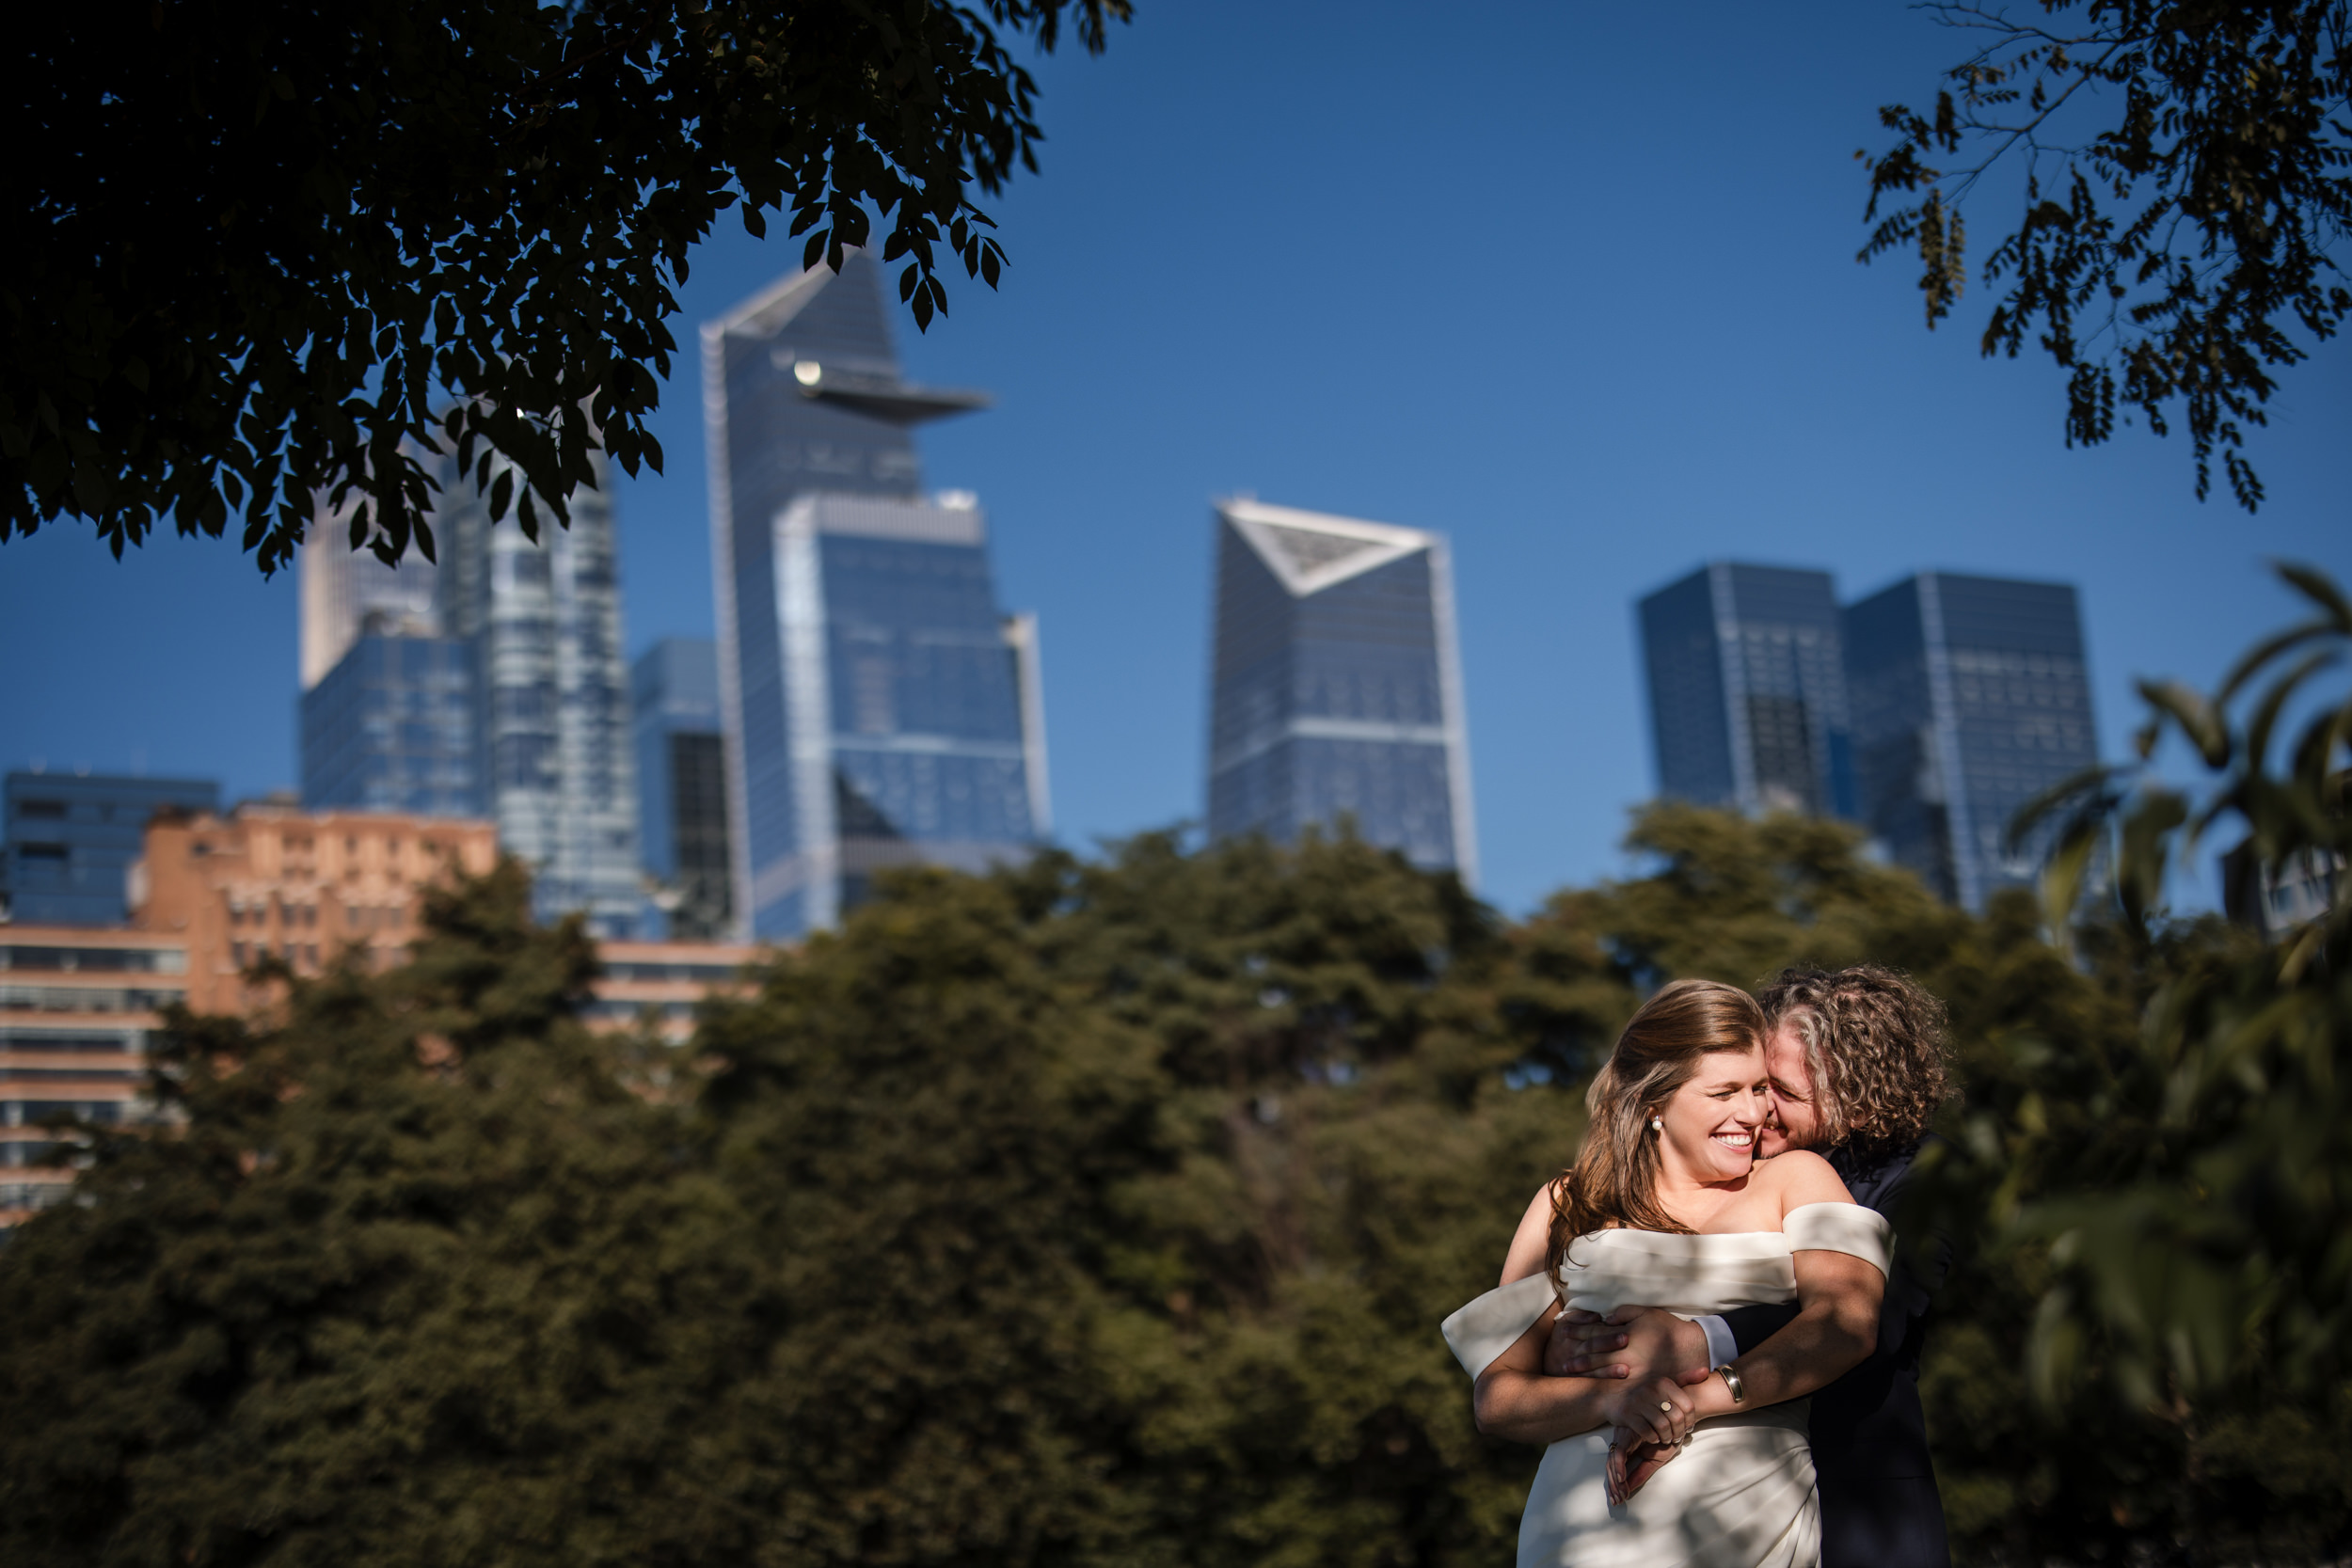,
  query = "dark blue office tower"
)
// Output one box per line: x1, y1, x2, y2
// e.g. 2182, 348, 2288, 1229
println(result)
703, 255, 1047, 939
1639, 563, 1855, 819
1205, 499, 1476, 879
2, 771, 220, 925
633, 639, 732, 940
1843, 572, 2098, 909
